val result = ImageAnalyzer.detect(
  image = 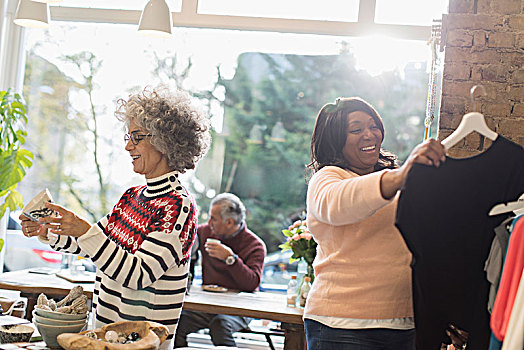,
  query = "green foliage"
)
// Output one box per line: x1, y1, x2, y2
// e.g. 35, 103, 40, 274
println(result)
219, 52, 428, 252
0, 89, 34, 217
